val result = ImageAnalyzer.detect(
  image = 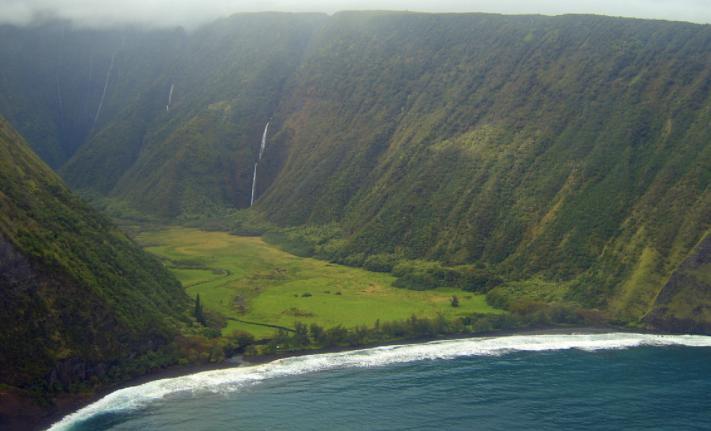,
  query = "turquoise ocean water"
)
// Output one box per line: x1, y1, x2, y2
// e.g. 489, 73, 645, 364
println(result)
50, 333, 711, 431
